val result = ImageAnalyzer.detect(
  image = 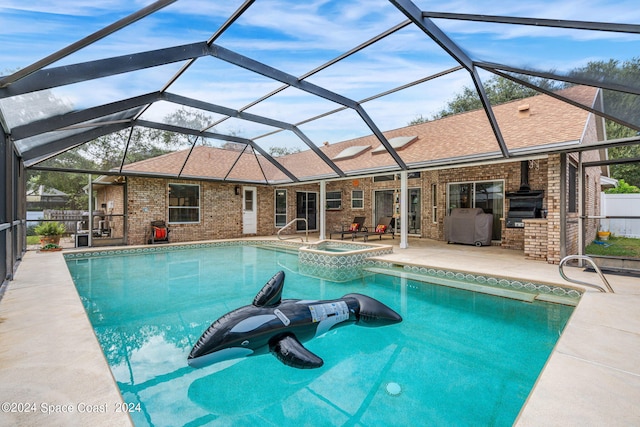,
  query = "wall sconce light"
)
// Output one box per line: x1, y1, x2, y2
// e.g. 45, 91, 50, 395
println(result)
235, 186, 240, 196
